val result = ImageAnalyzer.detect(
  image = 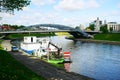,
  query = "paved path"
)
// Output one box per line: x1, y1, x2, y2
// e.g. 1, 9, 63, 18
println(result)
1, 40, 93, 80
